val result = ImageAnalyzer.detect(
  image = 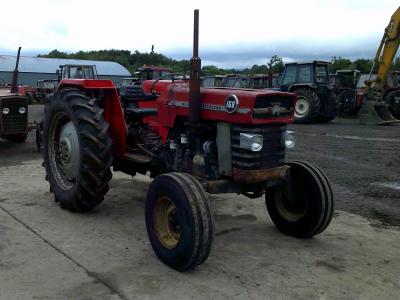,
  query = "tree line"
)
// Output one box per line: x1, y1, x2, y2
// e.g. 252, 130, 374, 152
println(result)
38, 49, 400, 76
